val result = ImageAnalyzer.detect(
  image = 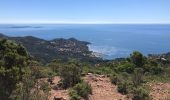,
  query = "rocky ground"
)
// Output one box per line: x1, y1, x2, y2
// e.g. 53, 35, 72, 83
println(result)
49, 74, 129, 100
49, 77, 69, 100
84, 74, 128, 100
149, 82, 170, 100
48, 74, 170, 100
